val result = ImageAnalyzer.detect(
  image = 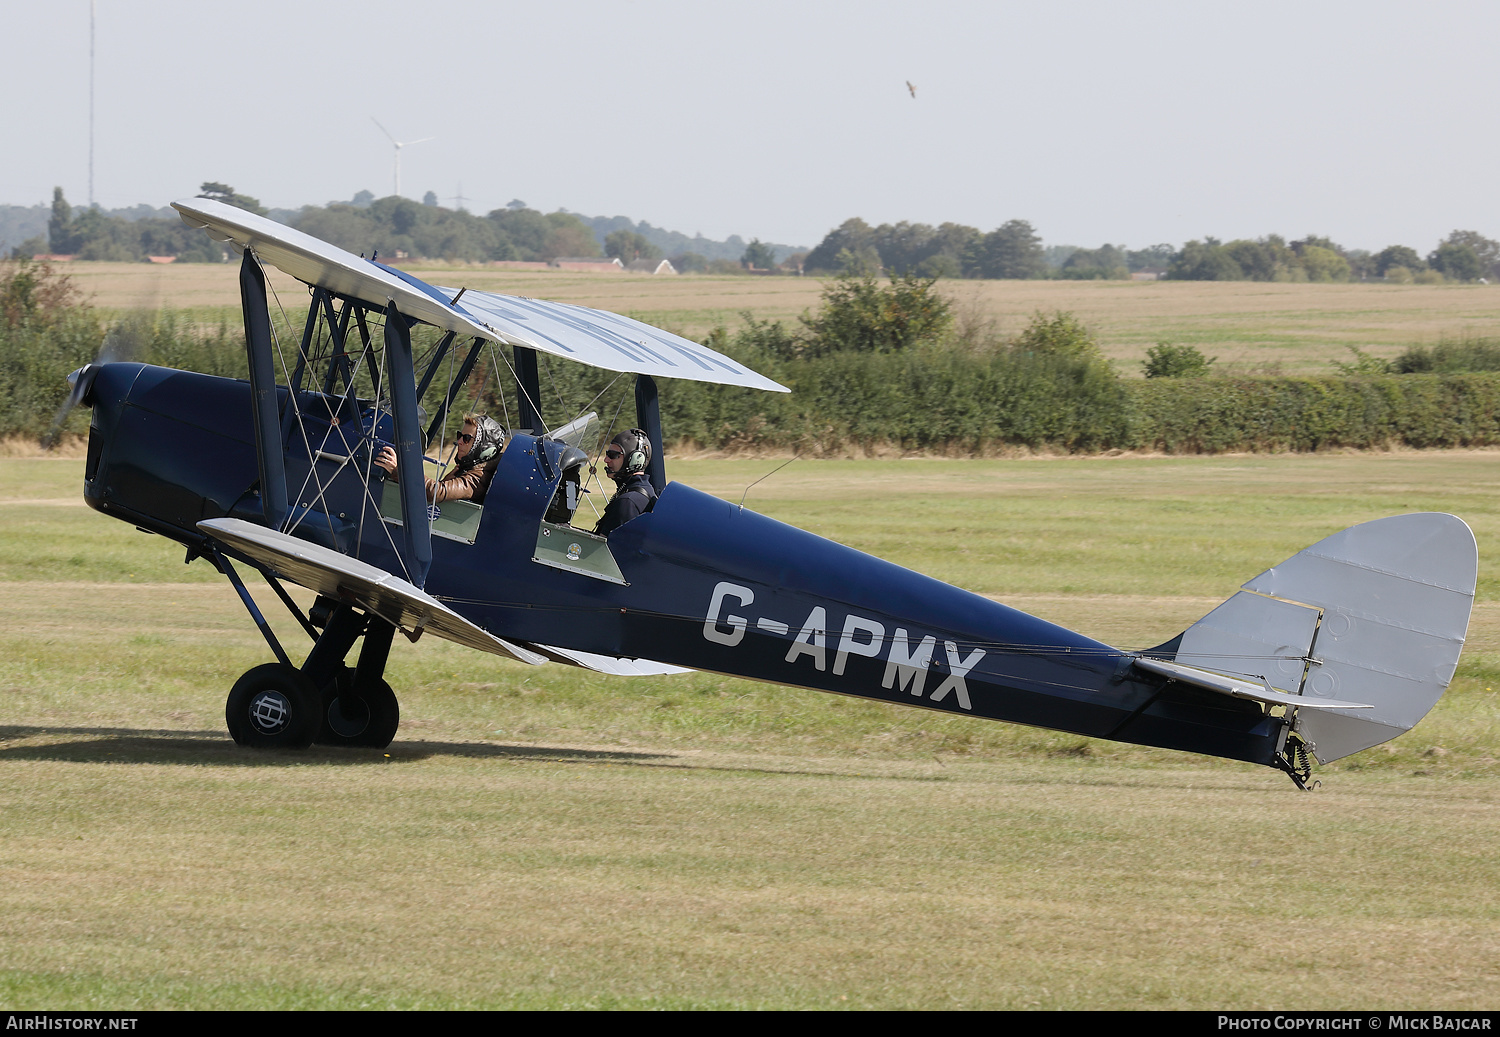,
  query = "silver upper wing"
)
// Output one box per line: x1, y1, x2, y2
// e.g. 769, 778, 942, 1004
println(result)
445, 288, 787, 392
173, 197, 787, 393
